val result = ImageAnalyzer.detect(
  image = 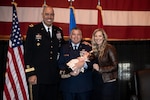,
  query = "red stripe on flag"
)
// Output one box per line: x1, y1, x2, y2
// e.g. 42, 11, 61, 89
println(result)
16, 46, 28, 100
3, 84, 11, 100
105, 26, 150, 40
12, 47, 27, 100
5, 54, 19, 100
54, 23, 150, 40
0, 0, 150, 10
0, 22, 150, 40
